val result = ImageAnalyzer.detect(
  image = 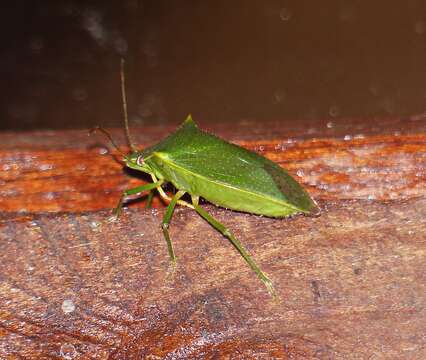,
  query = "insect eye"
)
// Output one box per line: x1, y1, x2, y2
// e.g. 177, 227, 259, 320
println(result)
136, 155, 144, 166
